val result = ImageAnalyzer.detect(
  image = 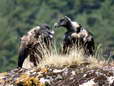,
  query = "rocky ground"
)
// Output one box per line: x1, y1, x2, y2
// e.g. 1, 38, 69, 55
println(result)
0, 62, 114, 86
